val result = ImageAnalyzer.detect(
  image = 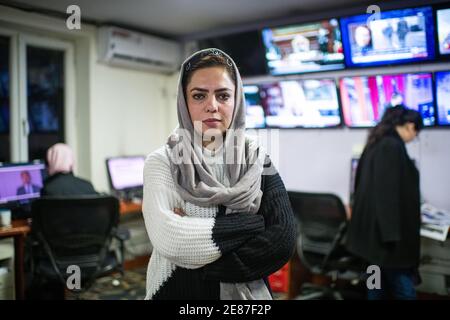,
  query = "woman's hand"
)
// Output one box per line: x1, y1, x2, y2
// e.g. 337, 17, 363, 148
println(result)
173, 207, 186, 217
